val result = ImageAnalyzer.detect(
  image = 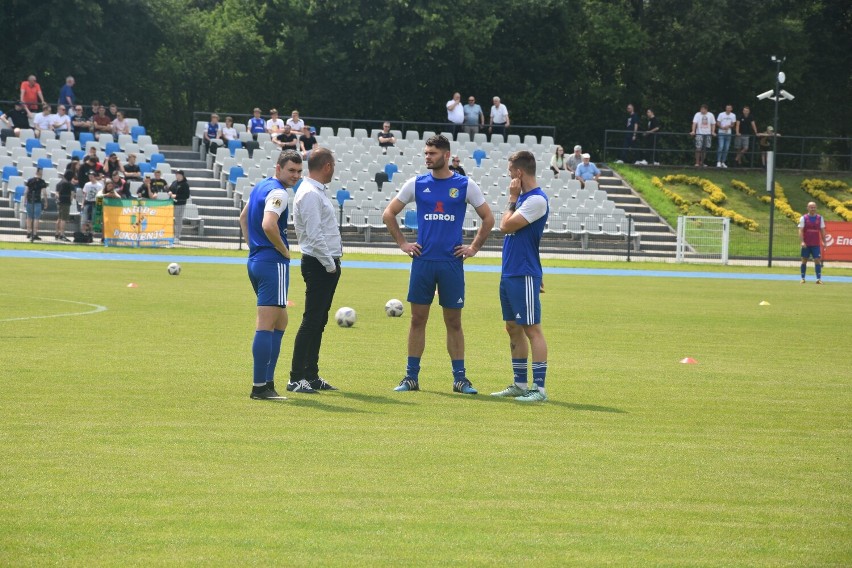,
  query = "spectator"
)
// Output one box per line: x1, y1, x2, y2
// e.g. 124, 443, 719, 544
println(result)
55, 171, 75, 241
7, 102, 33, 136
757, 125, 780, 167
107, 103, 119, 121
489, 96, 510, 138
266, 109, 285, 135
77, 156, 97, 189
71, 104, 91, 137
446, 92, 464, 133
137, 175, 157, 199
168, 170, 191, 243
273, 124, 299, 151
33, 104, 54, 137
111, 111, 130, 136
123, 154, 141, 180
221, 116, 239, 144
247, 107, 266, 139
89, 100, 101, 119
20, 75, 45, 111
101, 180, 120, 199
51, 105, 72, 137
286, 110, 305, 134
203, 113, 223, 155
58, 76, 76, 111
104, 153, 124, 177
637, 108, 661, 166
92, 106, 113, 139
574, 153, 601, 189
462, 95, 484, 138
85, 147, 103, 171
299, 126, 318, 159
111, 170, 132, 199
0, 108, 12, 141
566, 145, 583, 177
734, 106, 758, 167
616, 103, 639, 164
81, 172, 103, 232
716, 104, 736, 168
24, 168, 49, 240
690, 104, 716, 167
449, 155, 466, 176
549, 145, 568, 177
377, 121, 396, 154
151, 170, 168, 194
